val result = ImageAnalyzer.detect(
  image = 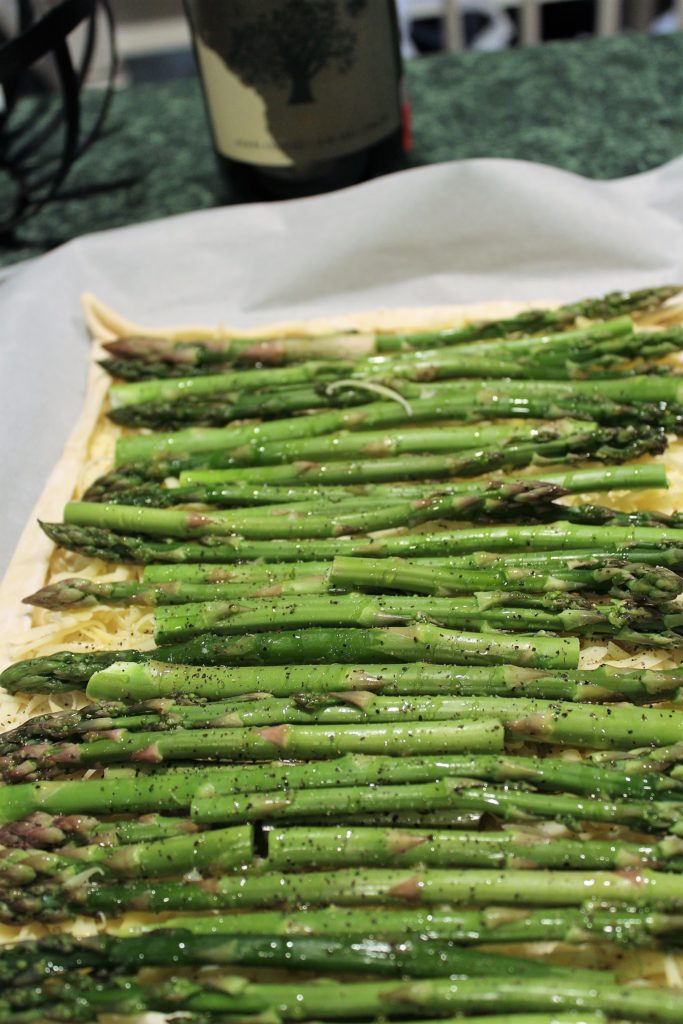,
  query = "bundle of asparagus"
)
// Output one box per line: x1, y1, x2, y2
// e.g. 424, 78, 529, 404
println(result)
4, 286, 683, 1022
